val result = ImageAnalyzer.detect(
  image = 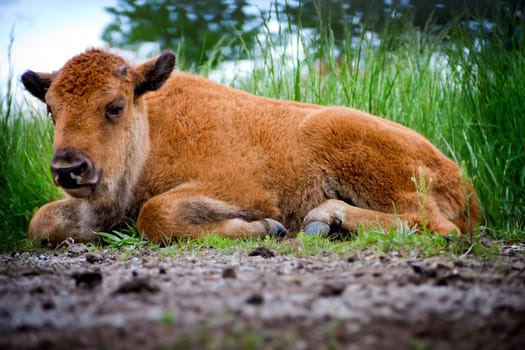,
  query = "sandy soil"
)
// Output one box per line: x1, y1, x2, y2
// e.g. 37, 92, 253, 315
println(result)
1, 243, 524, 350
